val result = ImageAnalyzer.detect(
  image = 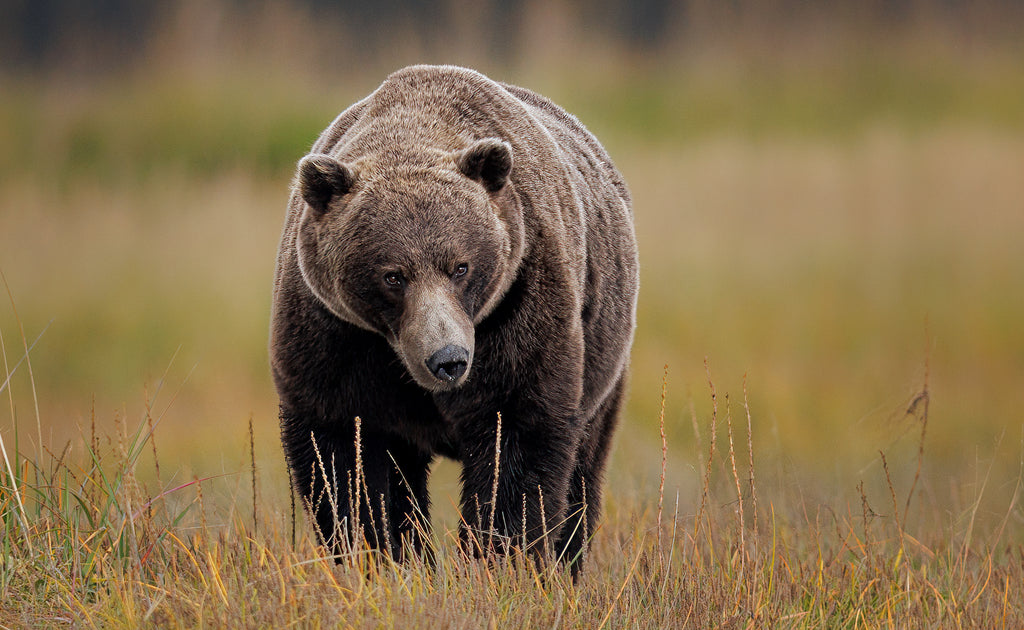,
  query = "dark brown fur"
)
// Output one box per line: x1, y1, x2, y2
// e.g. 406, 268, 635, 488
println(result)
270, 65, 638, 576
